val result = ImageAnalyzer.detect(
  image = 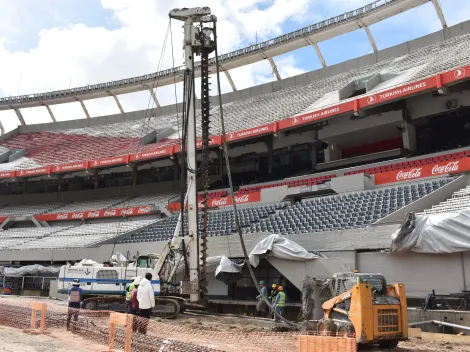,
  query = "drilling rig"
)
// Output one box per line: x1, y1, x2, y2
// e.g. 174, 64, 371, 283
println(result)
57, 7, 217, 318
